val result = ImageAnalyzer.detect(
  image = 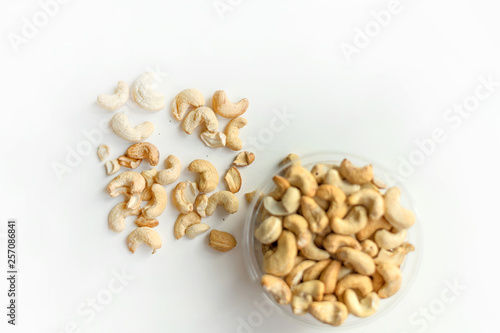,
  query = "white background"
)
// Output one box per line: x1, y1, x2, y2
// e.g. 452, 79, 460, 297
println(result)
1, 0, 499, 332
